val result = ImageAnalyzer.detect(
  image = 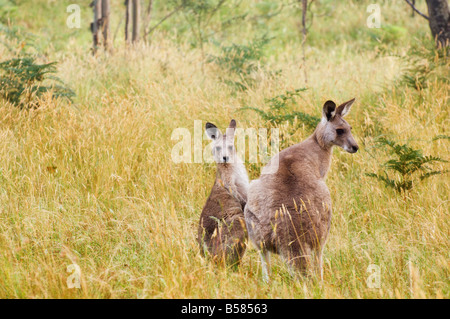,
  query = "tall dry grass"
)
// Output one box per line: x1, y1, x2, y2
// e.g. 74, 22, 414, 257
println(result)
0, 0, 448, 298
